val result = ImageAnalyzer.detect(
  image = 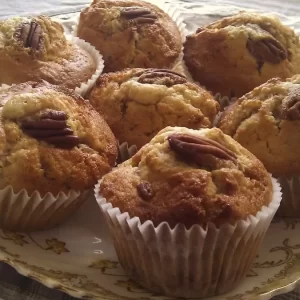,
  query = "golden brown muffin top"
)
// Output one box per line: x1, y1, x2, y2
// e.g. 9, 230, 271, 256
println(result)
183, 12, 300, 98
88, 68, 220, 149
201, 12, 298, 46
100, 127, 272, 228
0, 16, 96, 89
0, 81, 117, 196
77, 0, 182, 72
218, 75, 300, 176
0, 15, 72, 62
